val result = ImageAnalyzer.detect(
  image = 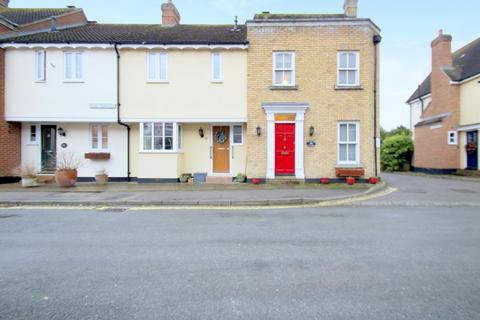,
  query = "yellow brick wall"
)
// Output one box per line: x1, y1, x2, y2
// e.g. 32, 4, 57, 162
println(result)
246, 24, 380, 179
